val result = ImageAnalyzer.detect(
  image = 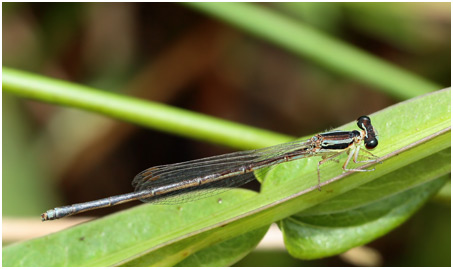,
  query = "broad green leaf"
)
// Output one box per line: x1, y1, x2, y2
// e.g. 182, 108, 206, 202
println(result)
2, 190, 262, 267
433, 180, 451, 204
174, 226, 269, 267
2, 88, 450, 266
119, 217, 269, 267
279, 150, 449, 259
